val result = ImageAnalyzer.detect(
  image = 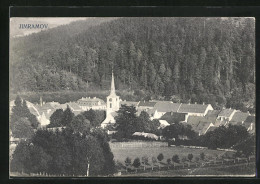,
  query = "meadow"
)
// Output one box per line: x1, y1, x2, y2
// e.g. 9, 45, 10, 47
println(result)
122, 162, 255, 177
110, 142, 231, 164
